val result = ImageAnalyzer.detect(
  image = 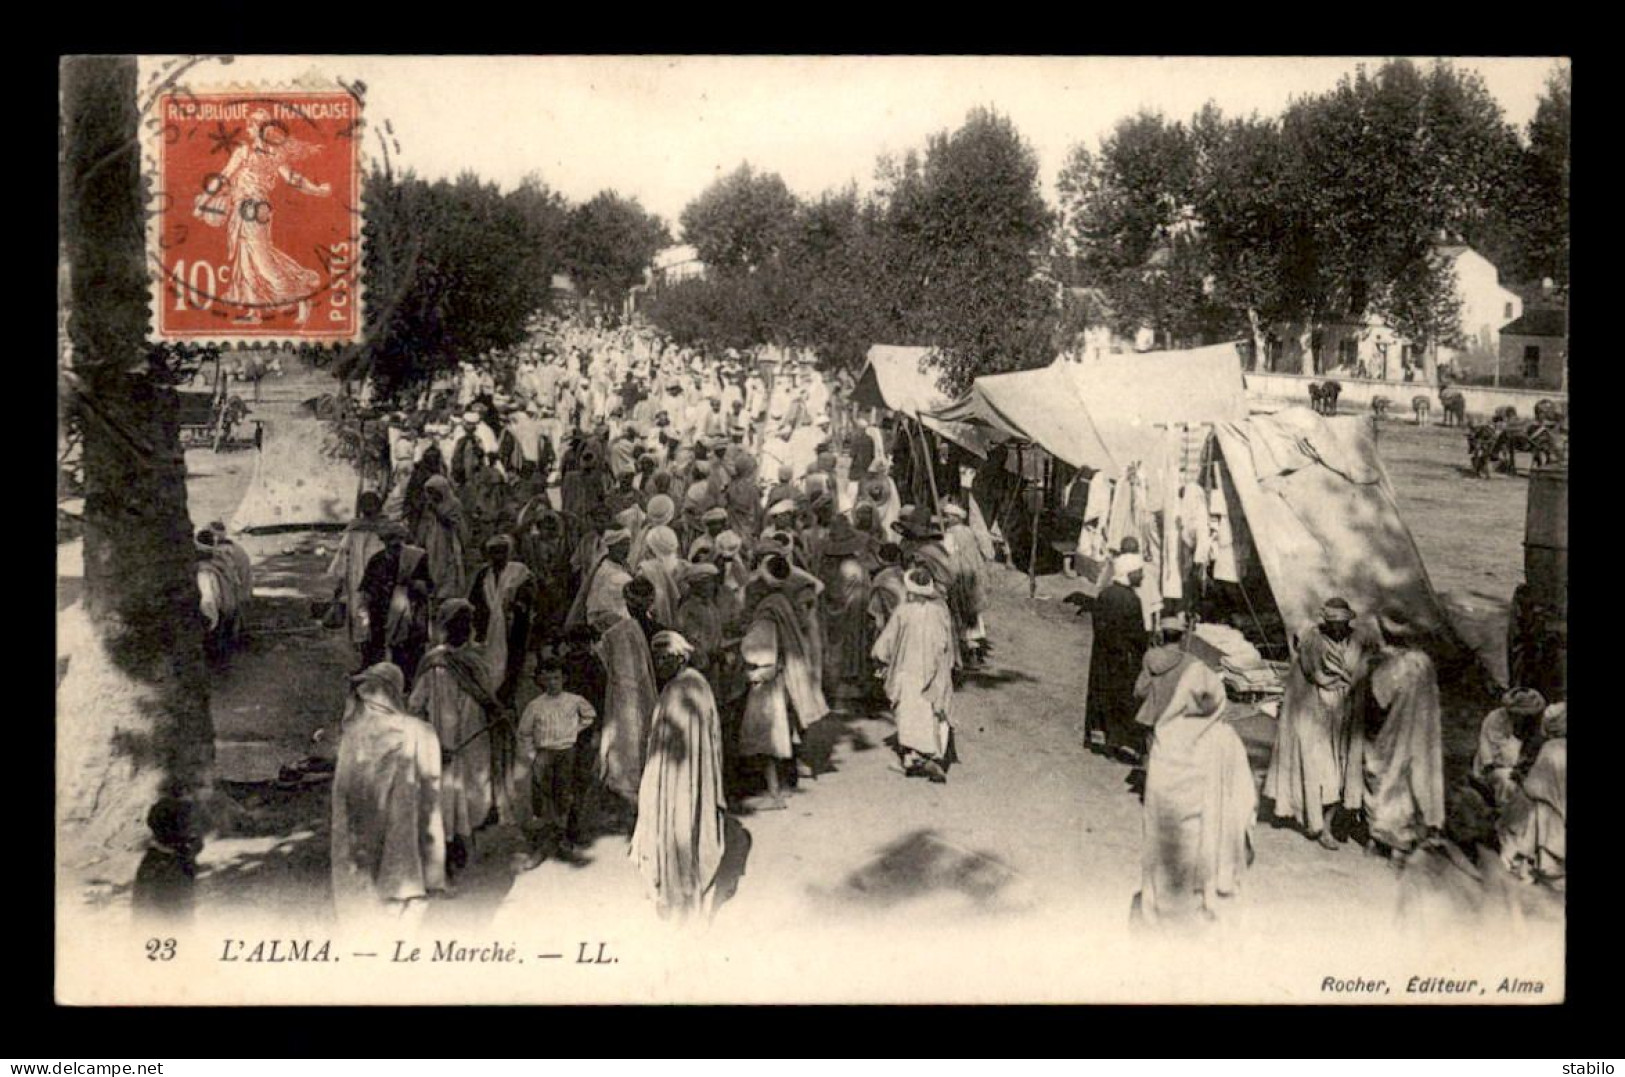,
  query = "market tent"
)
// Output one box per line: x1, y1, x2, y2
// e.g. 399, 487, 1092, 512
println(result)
1212, 407, 1459, 654
928, 342, 1247, 477
229, 417, 360, 533
854, 345, 989, 456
